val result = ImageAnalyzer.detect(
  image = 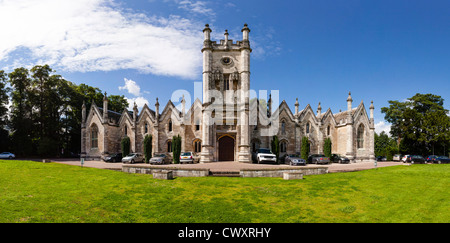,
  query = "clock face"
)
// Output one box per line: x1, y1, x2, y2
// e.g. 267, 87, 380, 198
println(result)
221, 57, 232, 65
